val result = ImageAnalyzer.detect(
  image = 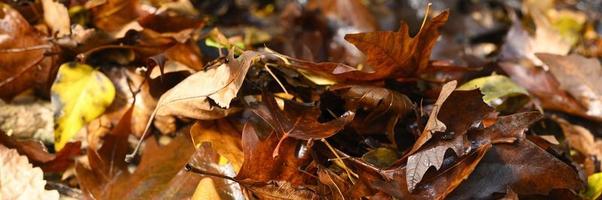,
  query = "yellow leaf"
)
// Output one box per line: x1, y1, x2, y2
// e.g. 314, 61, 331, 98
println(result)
51, 63, 115, 150
584, 172, 602, 200
191, 178, 221, 200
